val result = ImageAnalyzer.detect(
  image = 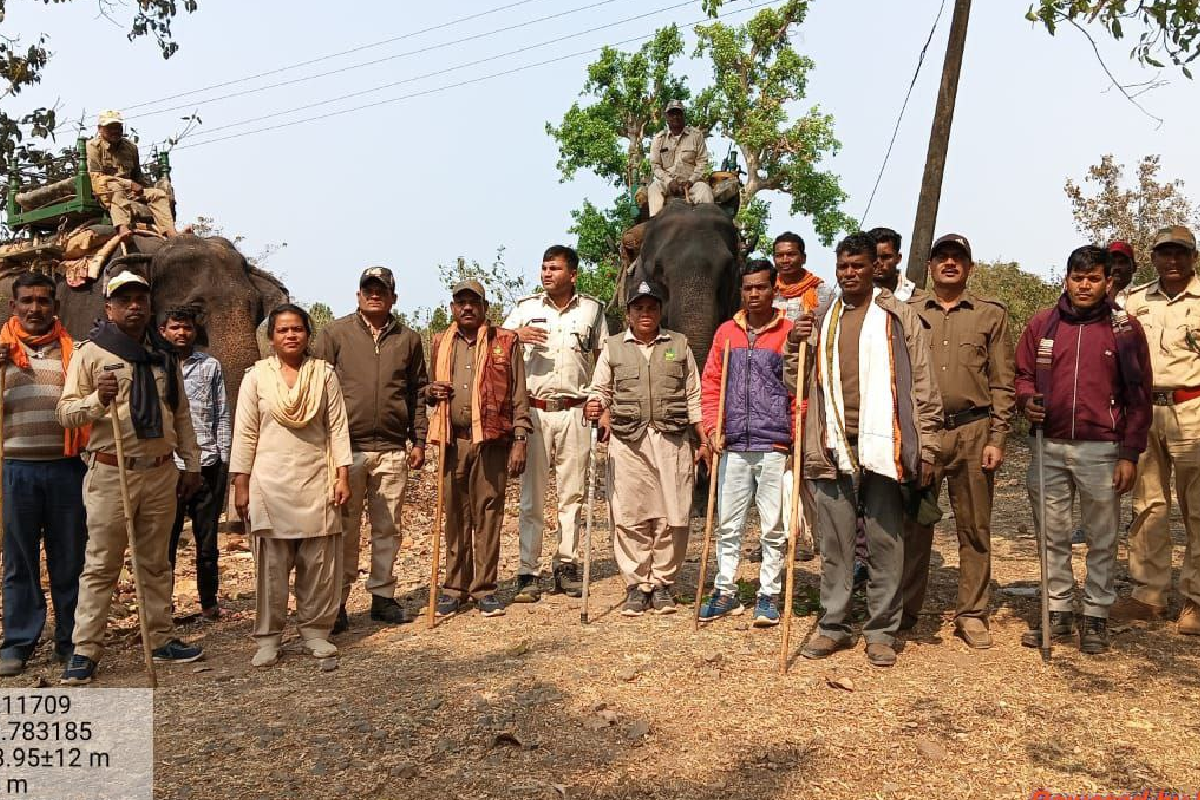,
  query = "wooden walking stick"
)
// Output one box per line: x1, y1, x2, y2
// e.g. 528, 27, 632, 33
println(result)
109, 401, 158, 688
692, 340, 731, 631
779, 344, 809, 674
426, 402, 450, 628
580, 421, 599, 624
